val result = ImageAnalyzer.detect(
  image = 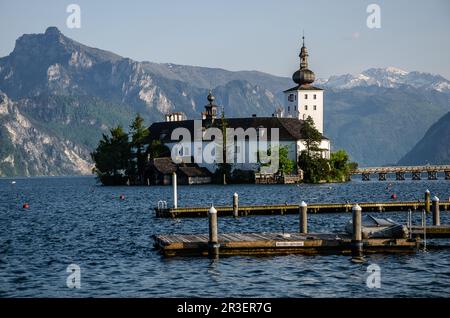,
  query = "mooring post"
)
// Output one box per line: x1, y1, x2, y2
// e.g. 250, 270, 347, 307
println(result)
425, 189, 431, 213
432, 196, 440, 226
352, 204, 363, 256
233, 193, 239, 218
208, 205, 220, 257
172, 172, 178, 209
299, 201, 308, 234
